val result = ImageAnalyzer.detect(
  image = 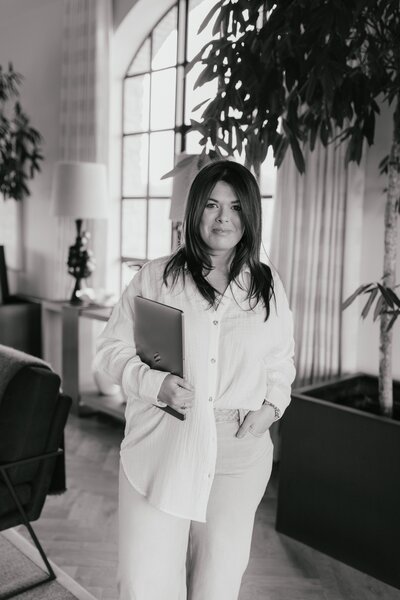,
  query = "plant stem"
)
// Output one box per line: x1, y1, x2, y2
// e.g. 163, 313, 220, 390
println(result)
379, 100, 400, 417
